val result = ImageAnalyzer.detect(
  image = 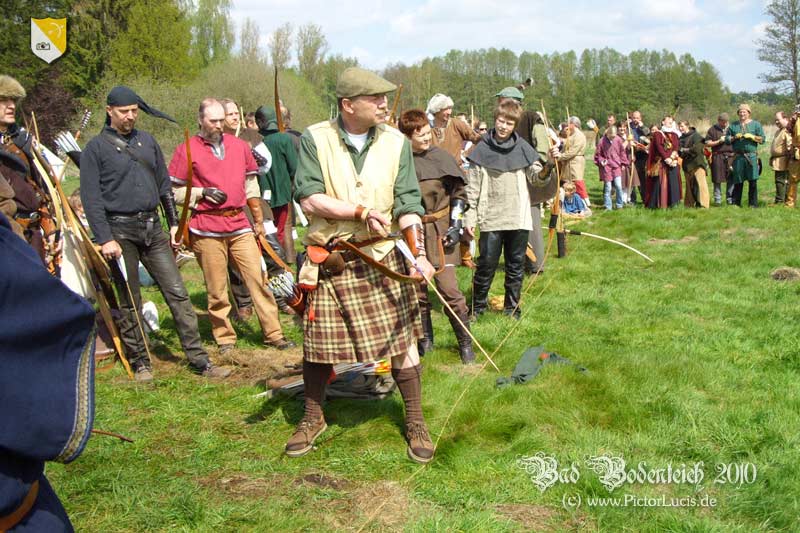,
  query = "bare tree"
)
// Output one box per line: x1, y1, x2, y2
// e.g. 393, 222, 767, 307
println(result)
296, 23, 328, 85
269, 22, 293, 70
757, 0, 800, 102
239, 17, 261, 62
